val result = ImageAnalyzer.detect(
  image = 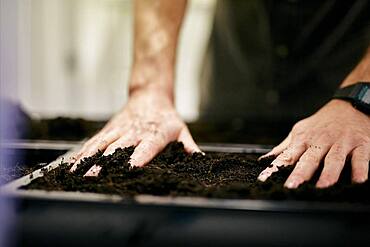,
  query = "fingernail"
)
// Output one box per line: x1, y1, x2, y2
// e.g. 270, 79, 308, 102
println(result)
285, 180, 298, 189
103, 150, 113, 156
129, 157, 143, 168
316, 180, 331, 189
258, 174, 268, 182
129, 159, 136, 168
352, 176, 368, 184
84, 165, 102, 177
198, 151, 206, 156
